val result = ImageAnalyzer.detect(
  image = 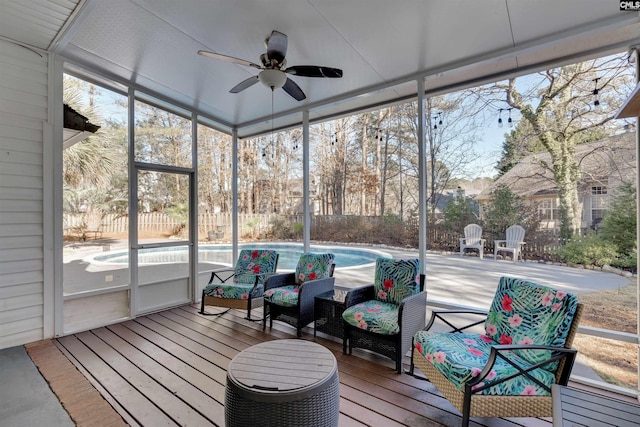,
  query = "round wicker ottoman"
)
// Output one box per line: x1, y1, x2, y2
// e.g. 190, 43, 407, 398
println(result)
225, 339, 339, 427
